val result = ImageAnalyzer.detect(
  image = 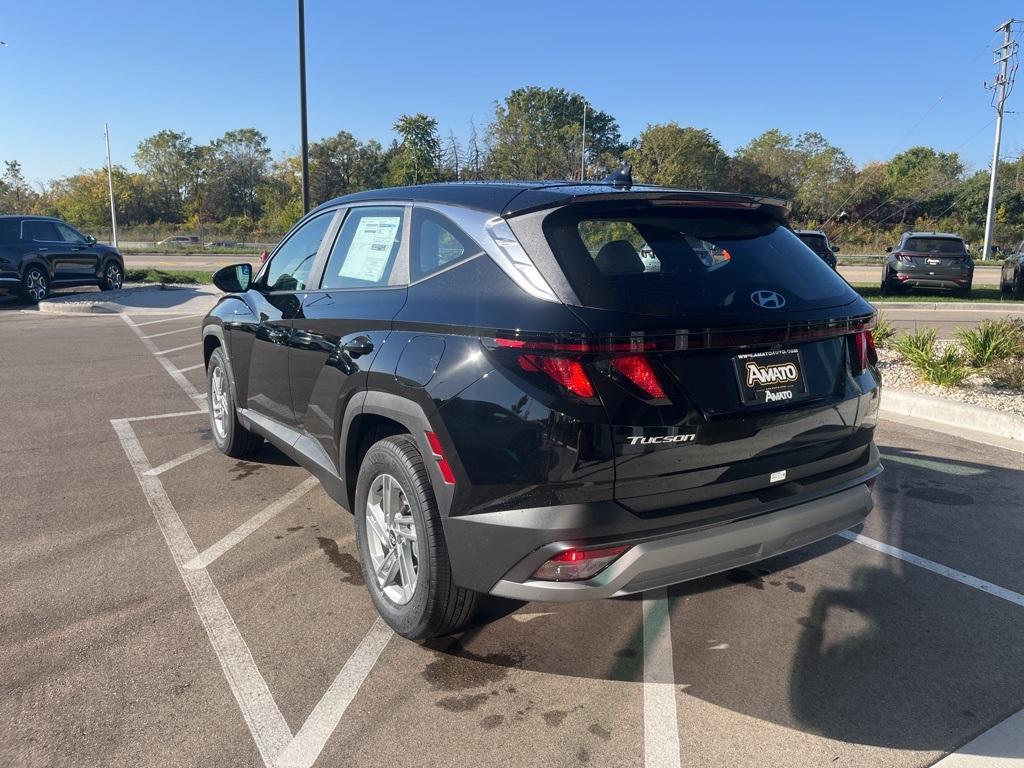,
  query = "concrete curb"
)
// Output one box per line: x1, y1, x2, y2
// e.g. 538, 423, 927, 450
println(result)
873, 302, 1024, 311
37, 284, 219, 316
880, 388, 1024, 442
